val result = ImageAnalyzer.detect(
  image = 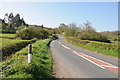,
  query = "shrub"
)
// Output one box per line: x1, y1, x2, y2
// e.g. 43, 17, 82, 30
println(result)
33, 27, 50, 39
16, 27, 50, 40
16, 27, 35, 40
59, 21, 111, 43
49, 34, 58, 40
65, 23, 79, 37
77, 31, 111, 43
